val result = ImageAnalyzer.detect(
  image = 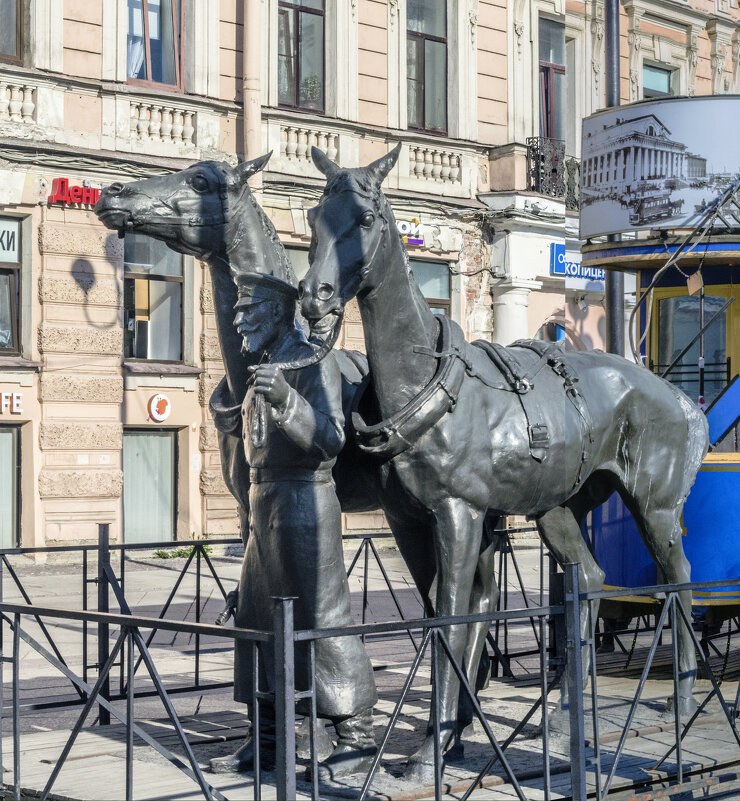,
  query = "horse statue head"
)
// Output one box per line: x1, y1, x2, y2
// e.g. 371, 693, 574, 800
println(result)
94, 154, 292, 279
299, 144, 404, 329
